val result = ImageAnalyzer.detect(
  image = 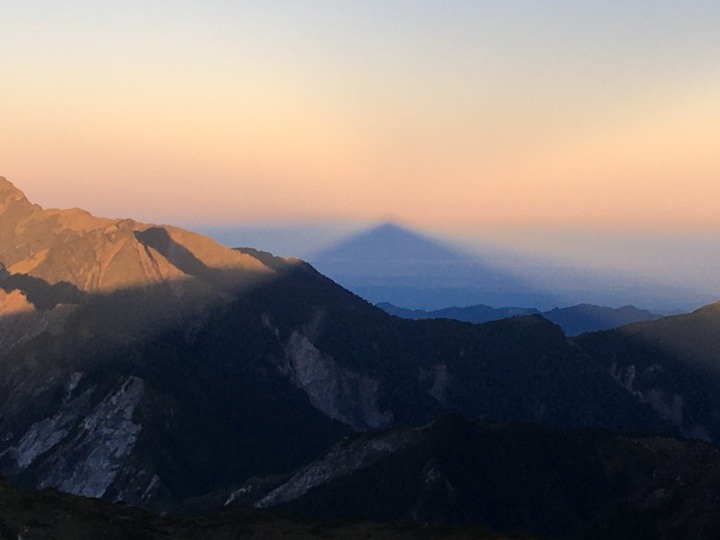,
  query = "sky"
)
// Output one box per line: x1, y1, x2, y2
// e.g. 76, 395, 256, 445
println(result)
2, 1, 720, 277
